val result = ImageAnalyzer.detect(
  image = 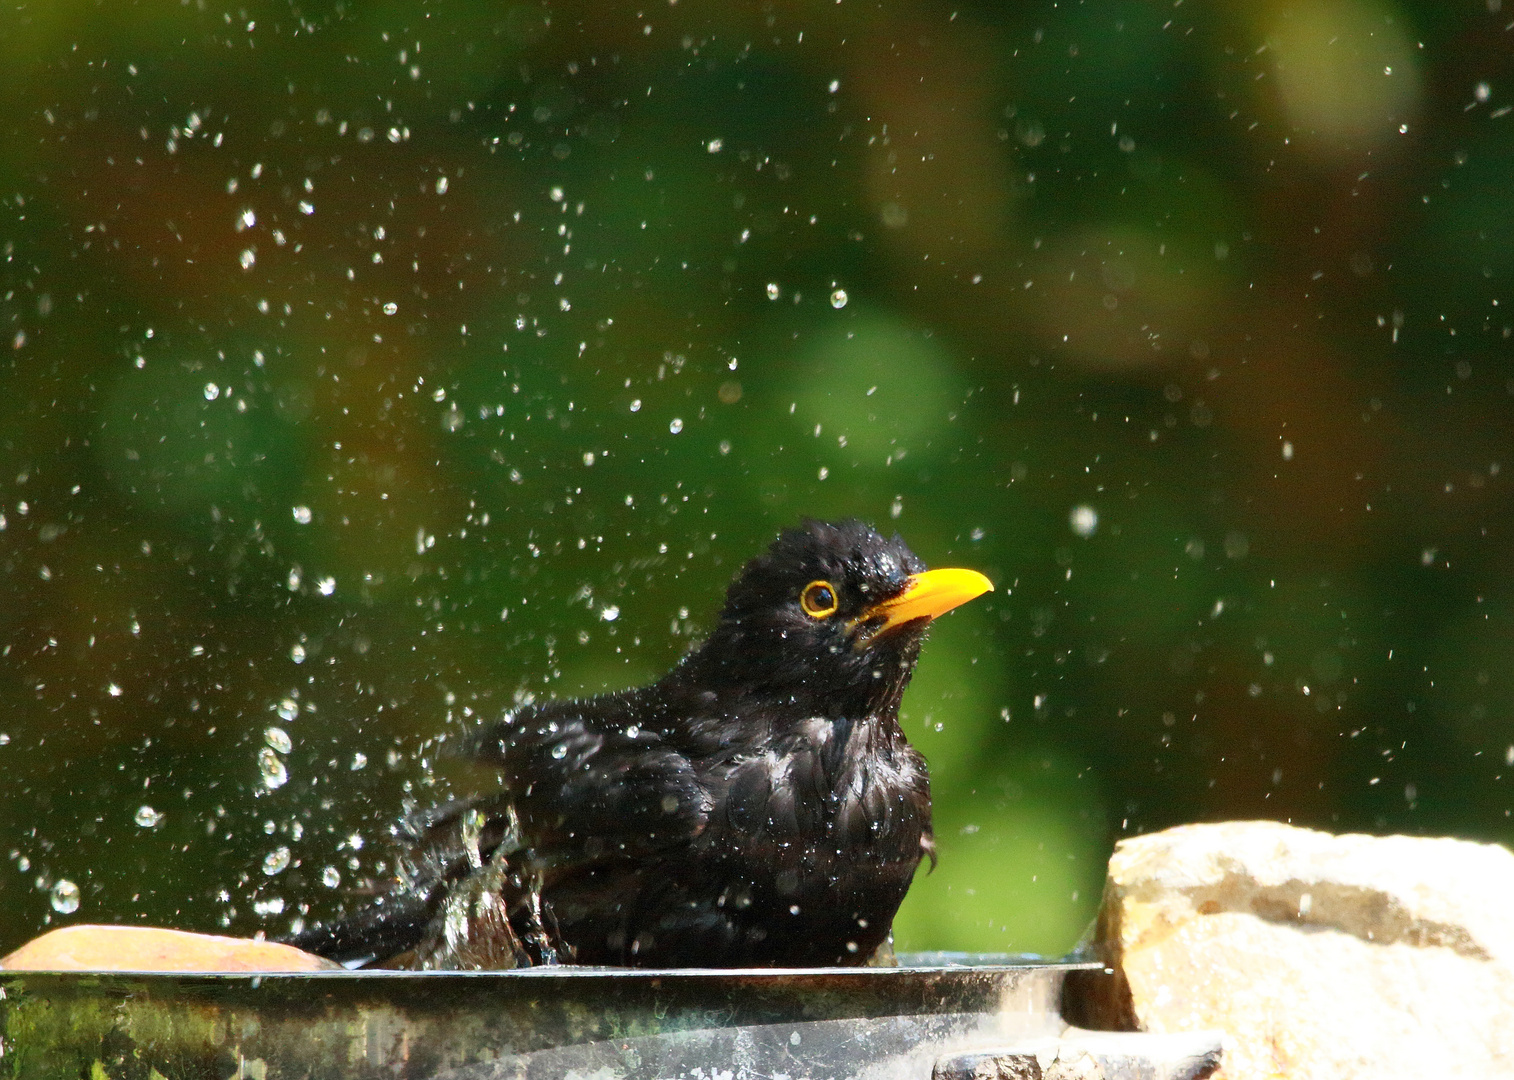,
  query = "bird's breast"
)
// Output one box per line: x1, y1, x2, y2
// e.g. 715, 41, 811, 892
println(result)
715, 715, 929, 859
